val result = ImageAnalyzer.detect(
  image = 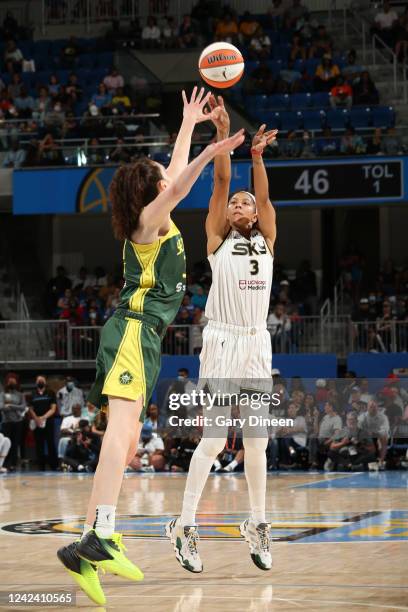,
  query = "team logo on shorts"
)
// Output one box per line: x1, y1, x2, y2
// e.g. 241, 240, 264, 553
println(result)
119, 371, 133, 385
